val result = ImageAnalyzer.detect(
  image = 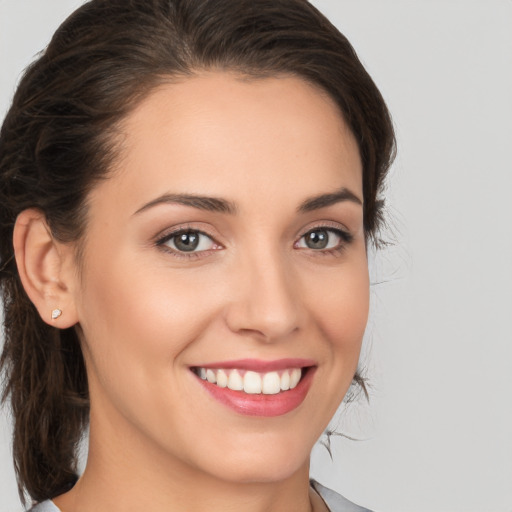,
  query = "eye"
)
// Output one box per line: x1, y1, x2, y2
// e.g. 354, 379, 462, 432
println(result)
158, 229, 218, 253
296, 227, 351, 251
